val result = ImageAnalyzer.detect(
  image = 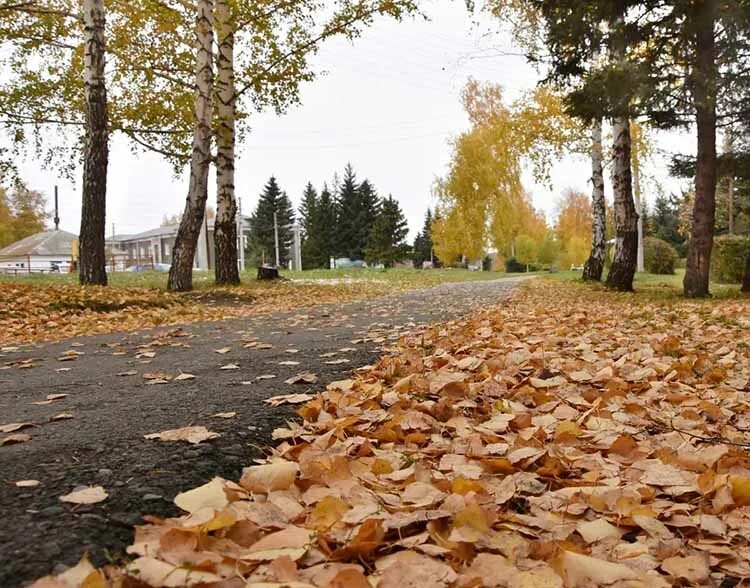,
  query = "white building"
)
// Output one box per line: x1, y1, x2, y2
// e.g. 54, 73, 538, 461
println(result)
0, 229, 78, 274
